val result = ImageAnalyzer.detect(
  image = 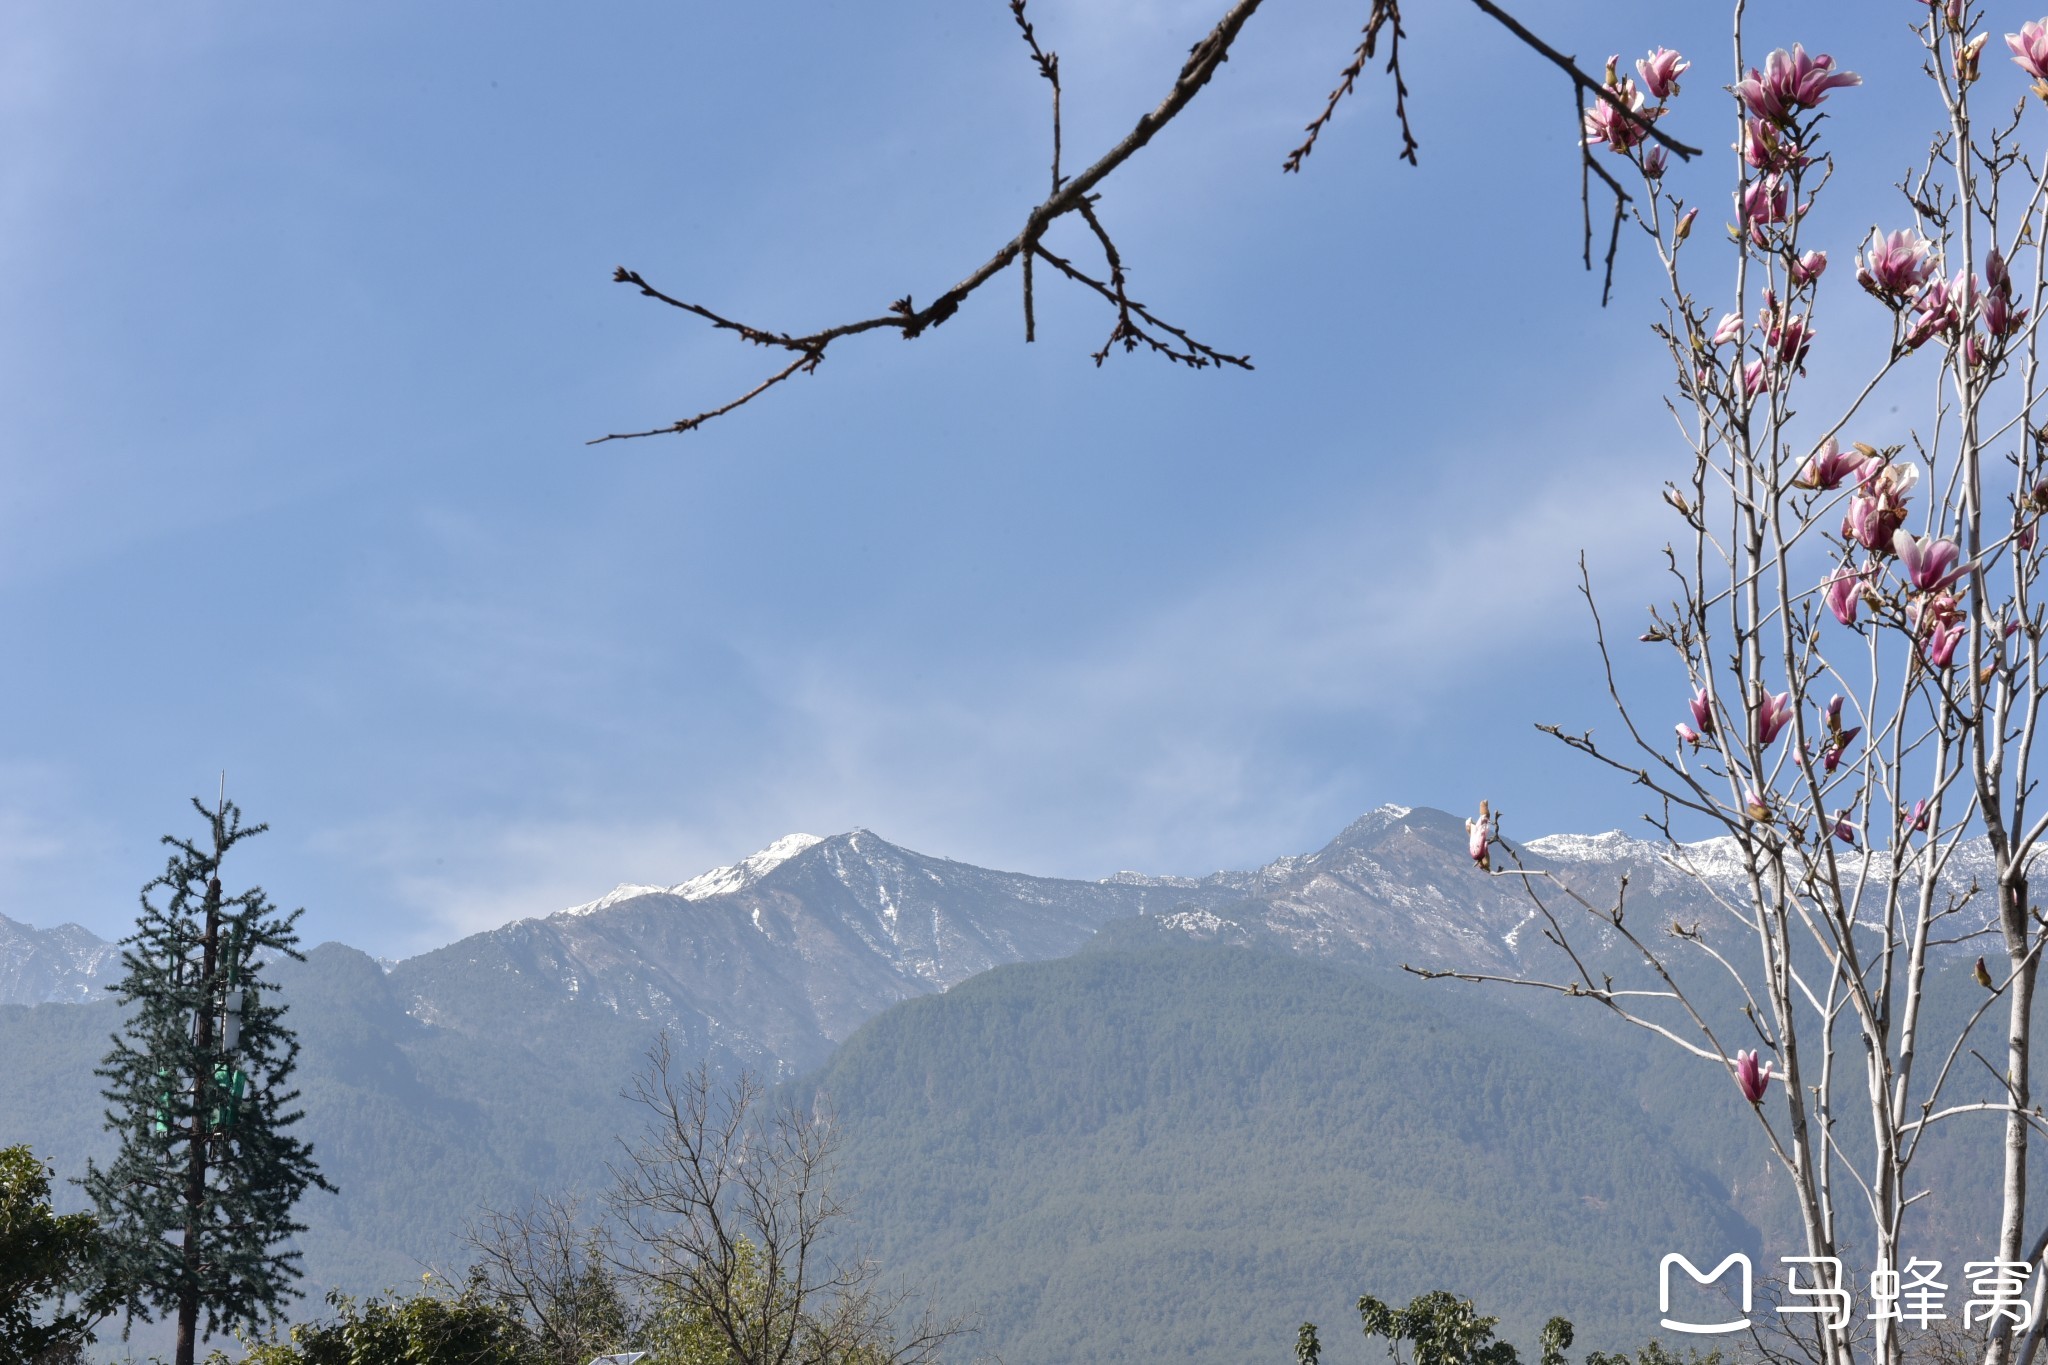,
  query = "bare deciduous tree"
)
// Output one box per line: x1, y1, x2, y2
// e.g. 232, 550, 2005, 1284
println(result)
609, 1038, 966, 1365
466, 1192, 632, 1365
470, 1036, 966, 1365
1433, 11, 2048, 1365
